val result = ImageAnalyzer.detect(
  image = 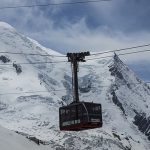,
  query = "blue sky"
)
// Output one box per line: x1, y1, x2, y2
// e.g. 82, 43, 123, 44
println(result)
0, 0, 150, 80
